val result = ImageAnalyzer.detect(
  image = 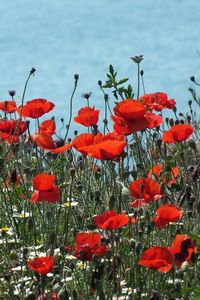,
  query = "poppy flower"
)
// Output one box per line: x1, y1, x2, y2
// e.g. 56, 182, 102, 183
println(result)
111, 104, 163, 135
113, 99, 146, 121
17, 98, 55, 118
129, 178, 162, 208
73, 232, 107, 261
138, 246, 174, 272
0, 100, 17, 113
170, 234, 198, 267
148, 163, 179, 186
52, 132, 126, 160
153, 204, 183, 228
27, 256, 54, 274
93, 210, 130, 230
31, 132, 56, 150
74, 106, 100, 127
0, 119, 28, 136
139, 92, 176, 111
162, 124, 194, 143
30, 173, 60, 203
39, 119, 56, 135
